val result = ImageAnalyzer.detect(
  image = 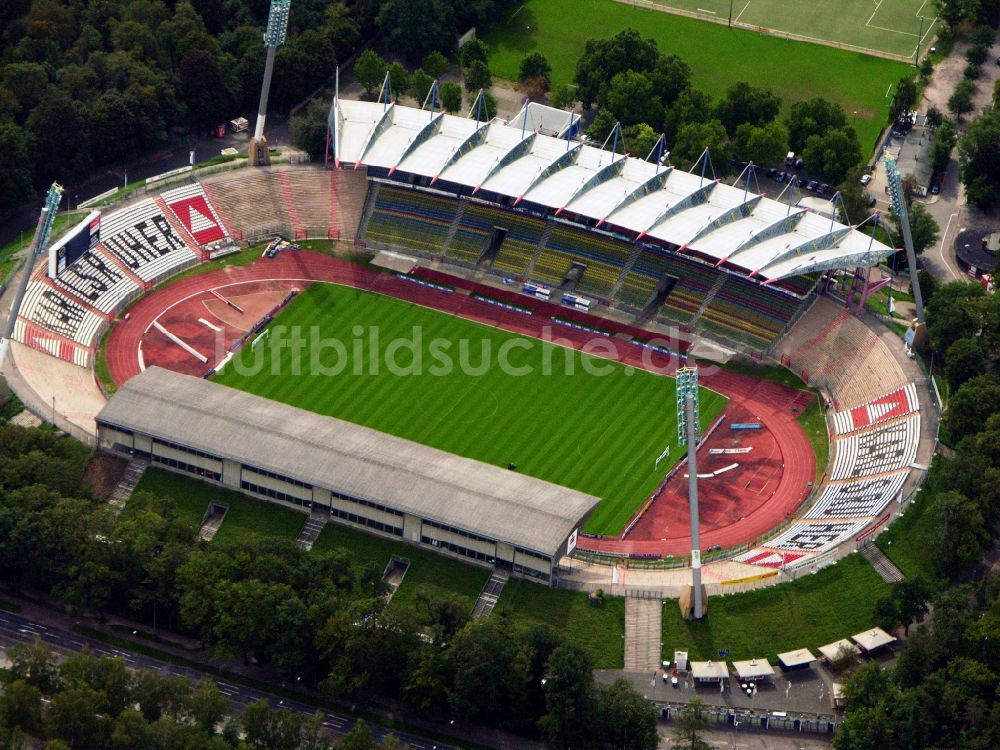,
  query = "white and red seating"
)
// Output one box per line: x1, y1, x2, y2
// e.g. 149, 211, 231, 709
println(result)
830, 414, 920, 481
804, 470, 907, 520
161, 183, 229, 245
53, 245, 140, 313
832, 384, 918, 435
99, 199, 198, 282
